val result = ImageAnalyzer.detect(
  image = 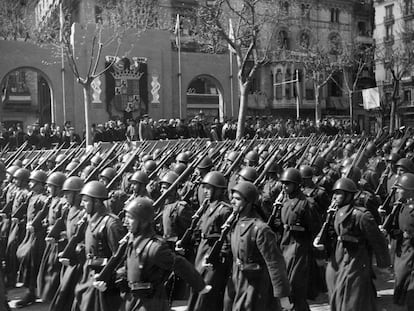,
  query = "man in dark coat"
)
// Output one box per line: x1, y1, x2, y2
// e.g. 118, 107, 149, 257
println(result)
227, 181, 291, 311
